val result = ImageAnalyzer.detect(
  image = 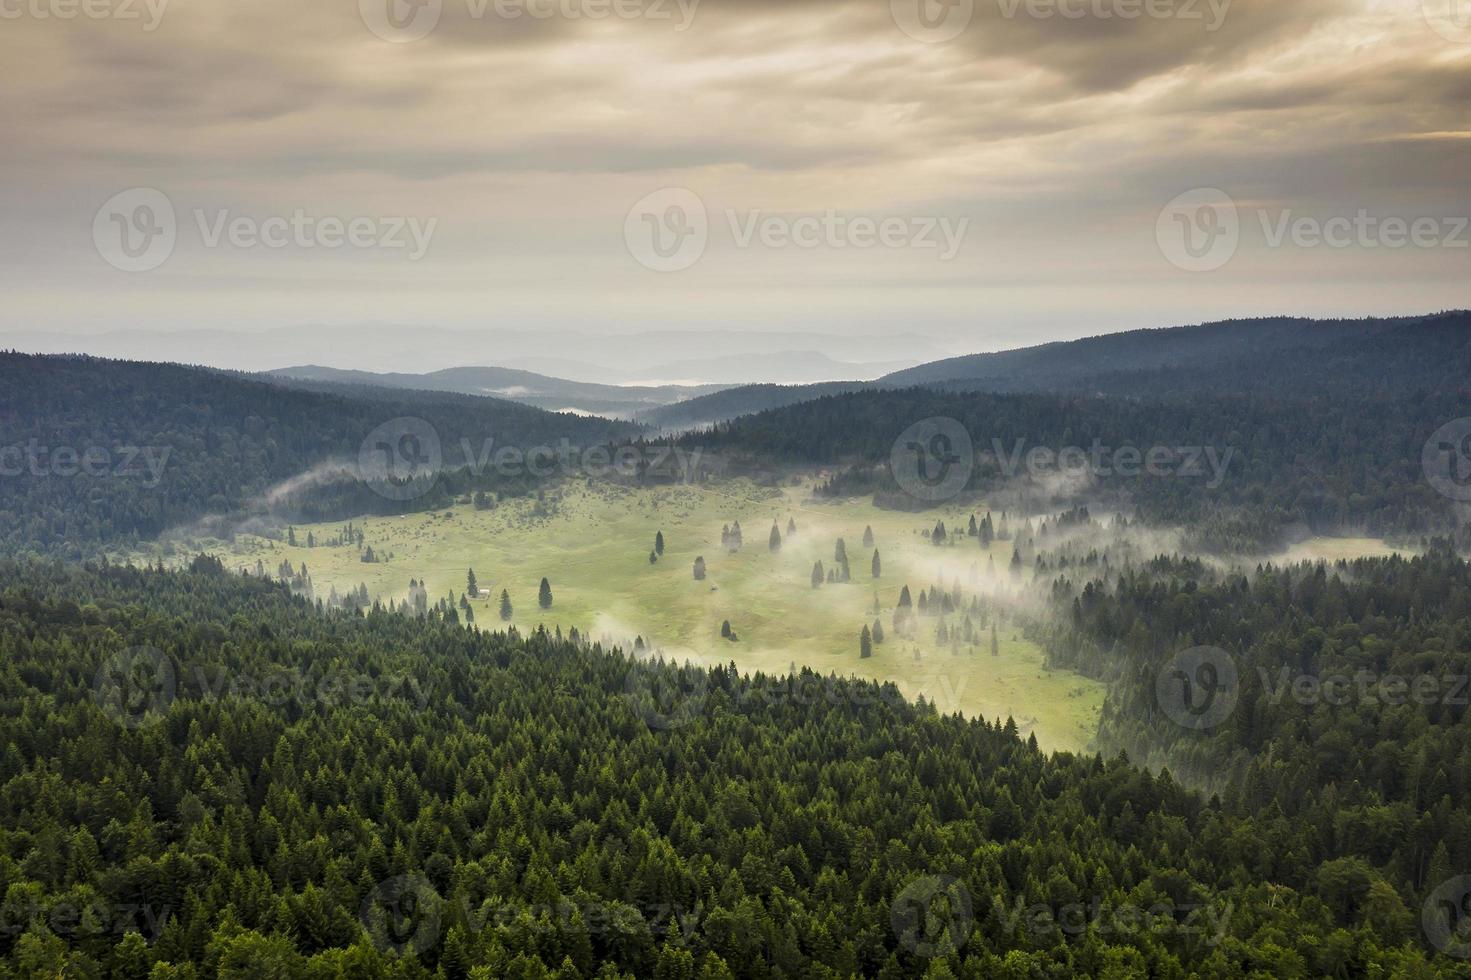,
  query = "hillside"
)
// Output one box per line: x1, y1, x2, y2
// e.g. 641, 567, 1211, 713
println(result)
0, 559, 1451, 976
0, 354, 637, 558
267, 365, 728, 418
